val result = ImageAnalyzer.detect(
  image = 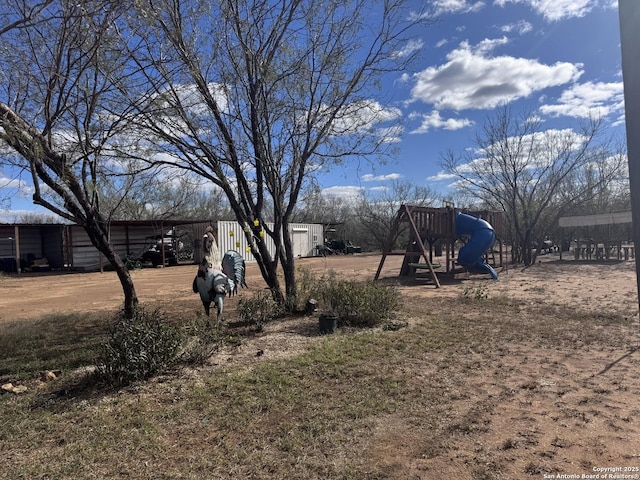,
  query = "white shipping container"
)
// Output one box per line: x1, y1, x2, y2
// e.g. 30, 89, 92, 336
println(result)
289, 223, 324, 258
215, 220, 323, 263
